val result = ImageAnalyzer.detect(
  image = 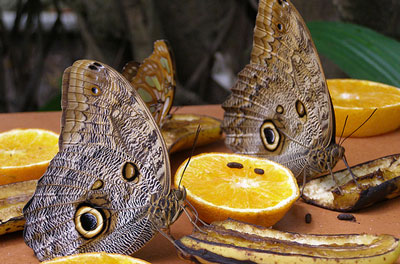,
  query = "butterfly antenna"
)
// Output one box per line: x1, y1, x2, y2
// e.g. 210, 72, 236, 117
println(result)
178, 125, 202, 188
338, 115, 349, 145
341, 108, 377, 145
